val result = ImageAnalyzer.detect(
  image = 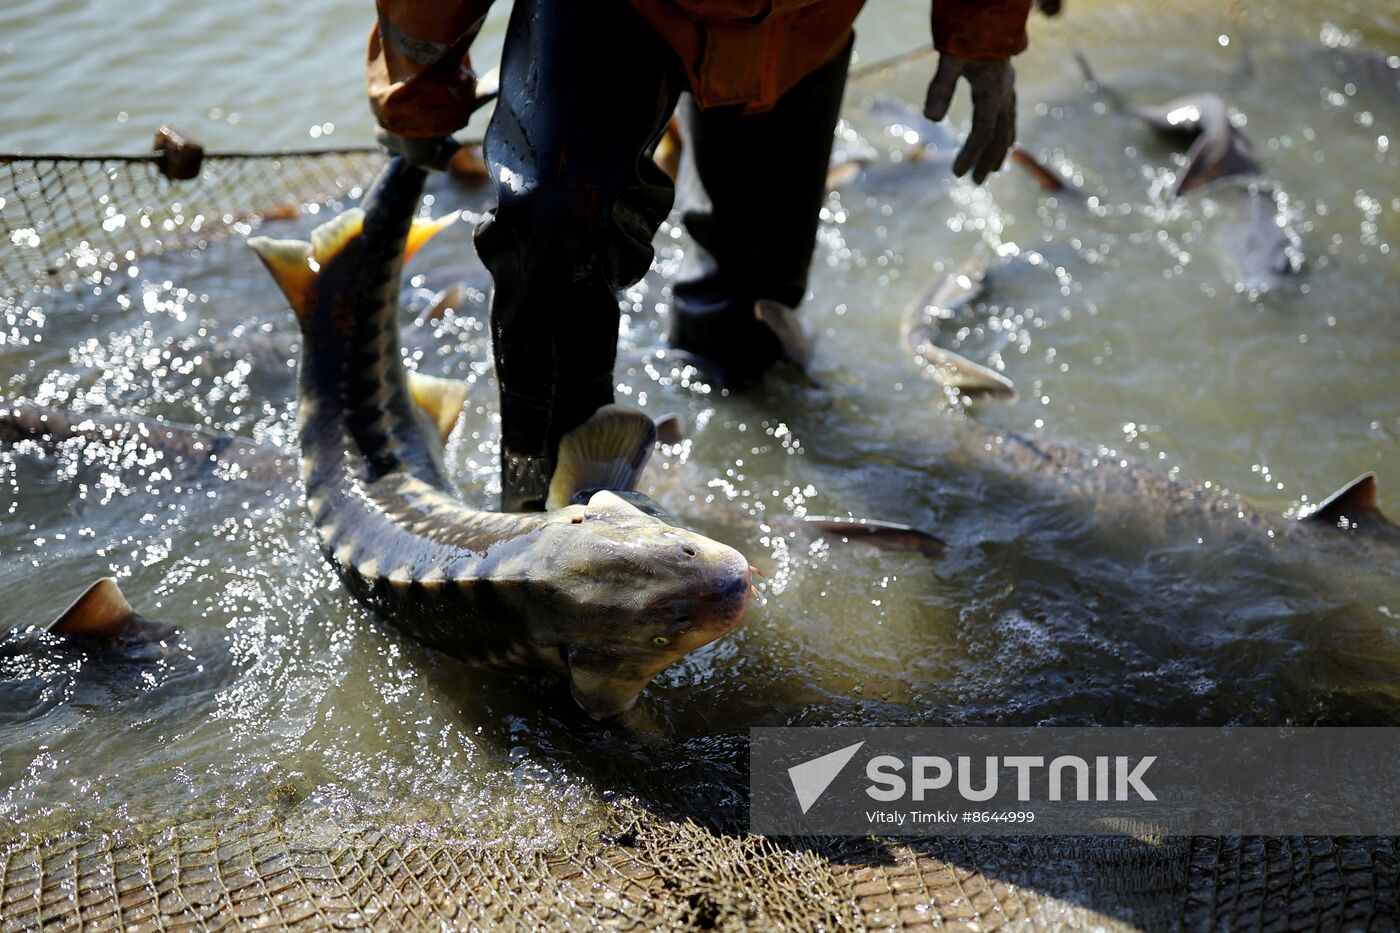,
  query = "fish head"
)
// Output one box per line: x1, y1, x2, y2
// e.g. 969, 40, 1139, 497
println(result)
537, 490, 751, 719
